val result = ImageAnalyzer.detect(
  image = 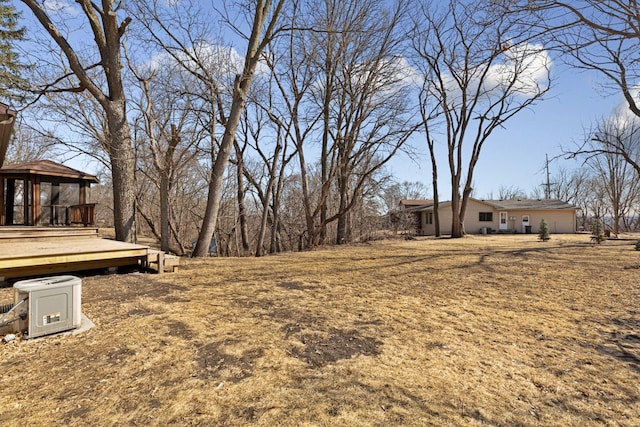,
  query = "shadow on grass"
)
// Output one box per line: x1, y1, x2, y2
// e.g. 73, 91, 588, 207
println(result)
597, 317, 640, 373
329, 242, 592, 275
